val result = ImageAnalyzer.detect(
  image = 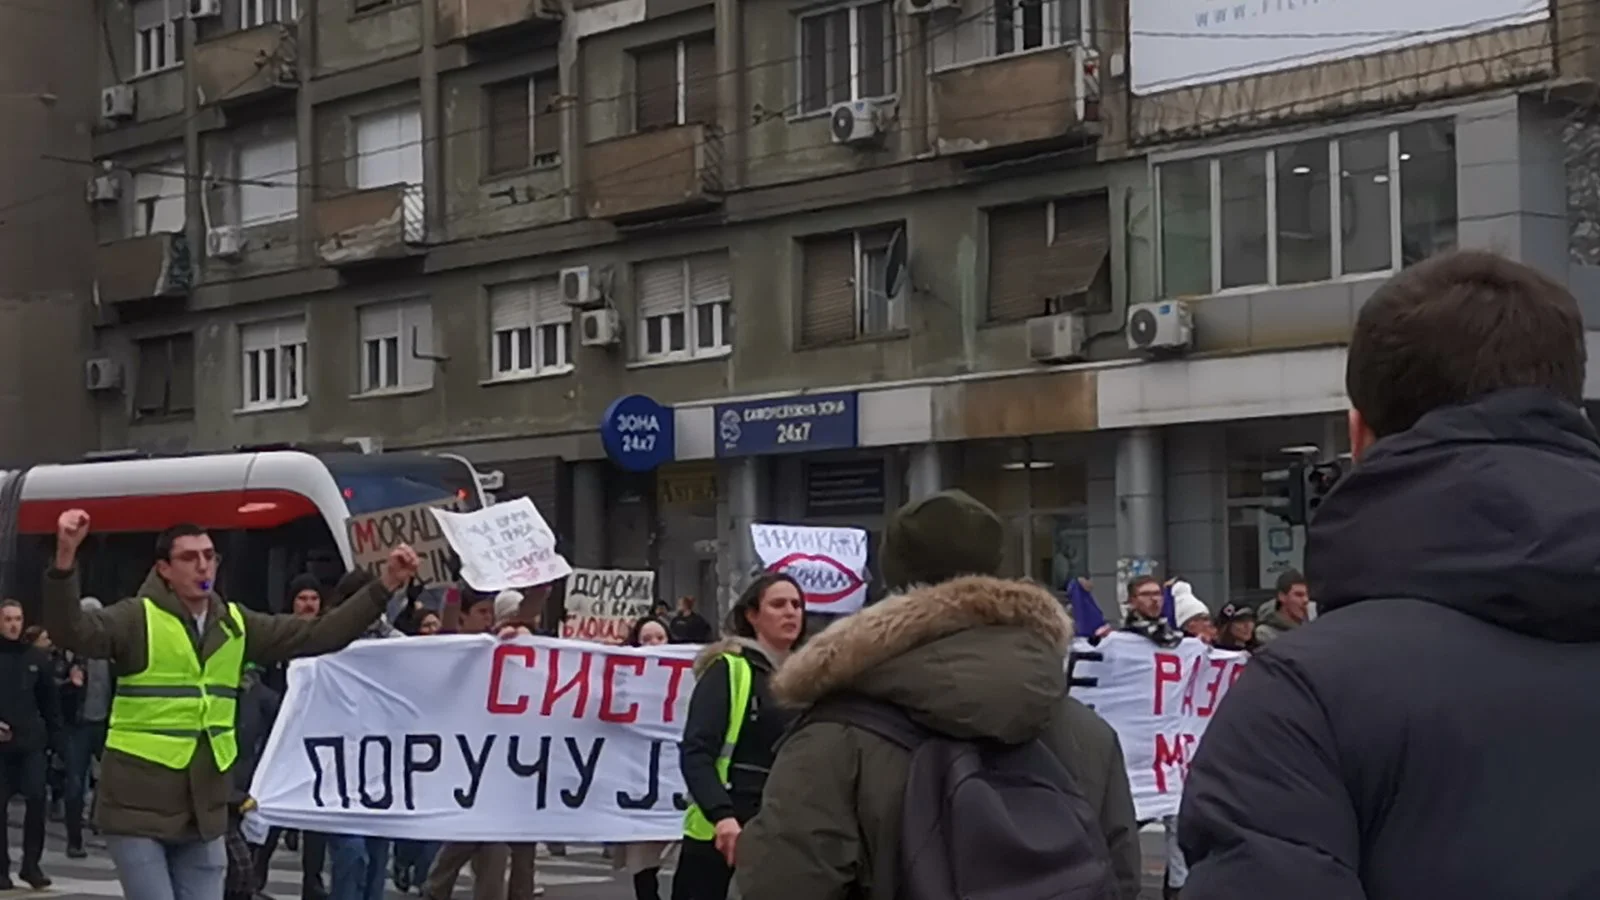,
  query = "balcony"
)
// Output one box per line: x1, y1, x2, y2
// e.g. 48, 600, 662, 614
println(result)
194, 23, 297, 107
932, 44, 1100, 157
94, 232, 192, 305
584, 123, 722, 222
313, 184, 426, 267
436, 0, 559, 43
